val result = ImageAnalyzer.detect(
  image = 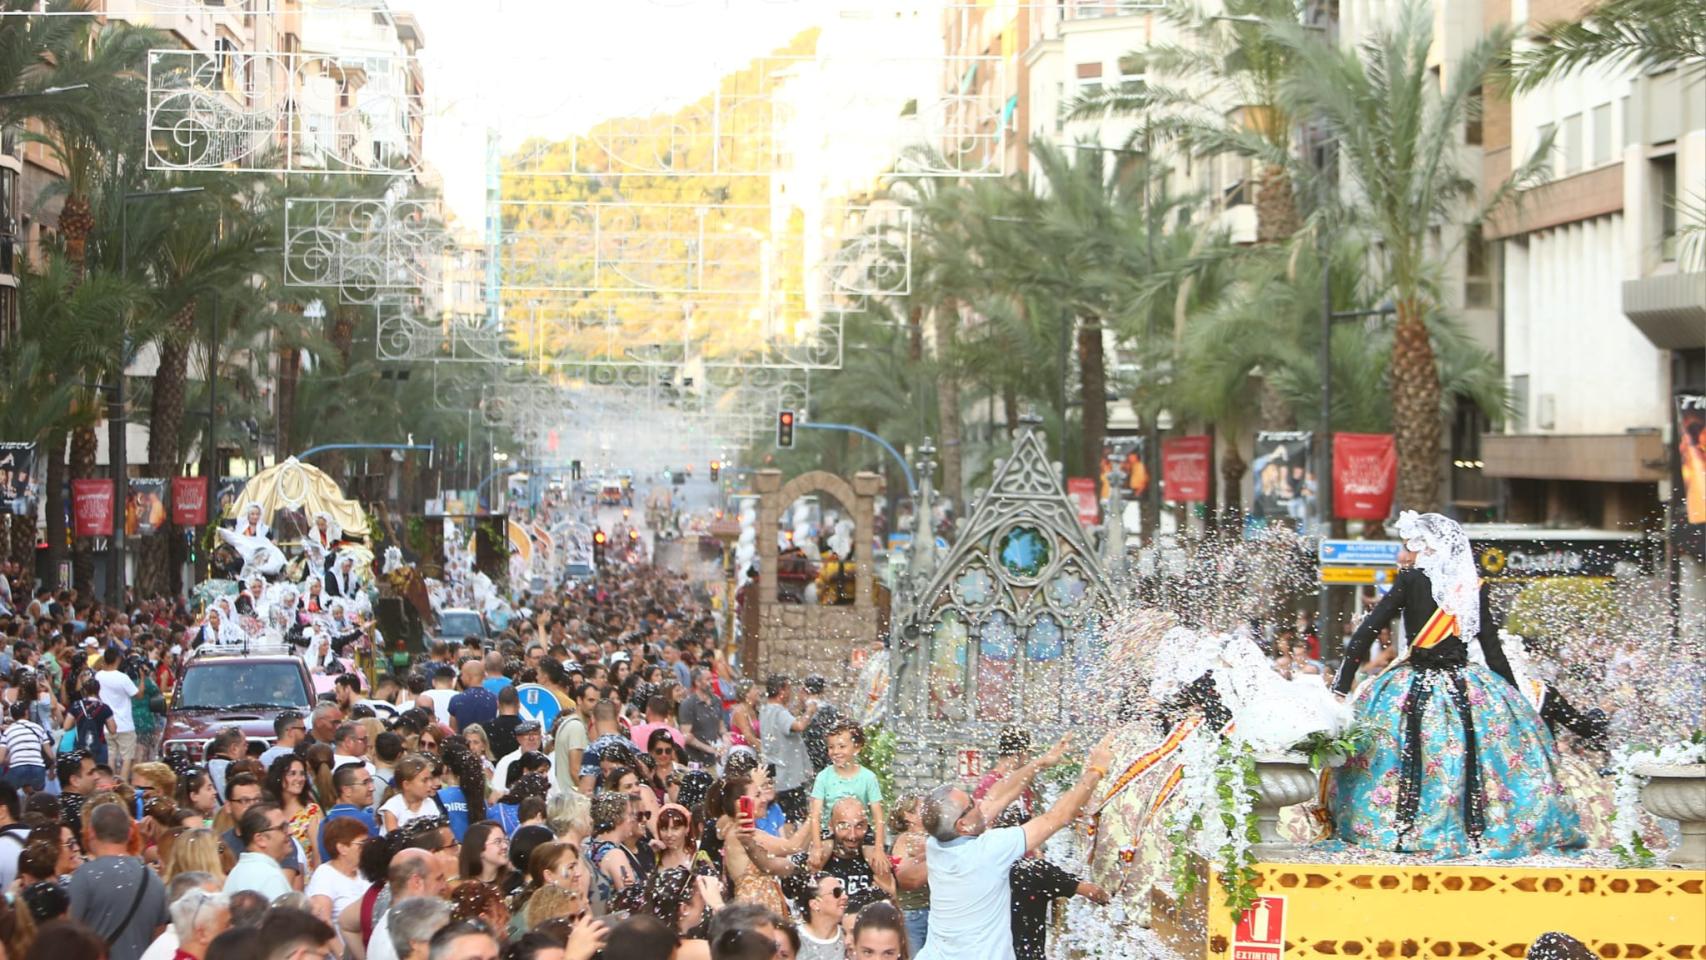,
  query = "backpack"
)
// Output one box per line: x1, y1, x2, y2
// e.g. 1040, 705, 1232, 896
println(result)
69, 698, 105, 753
